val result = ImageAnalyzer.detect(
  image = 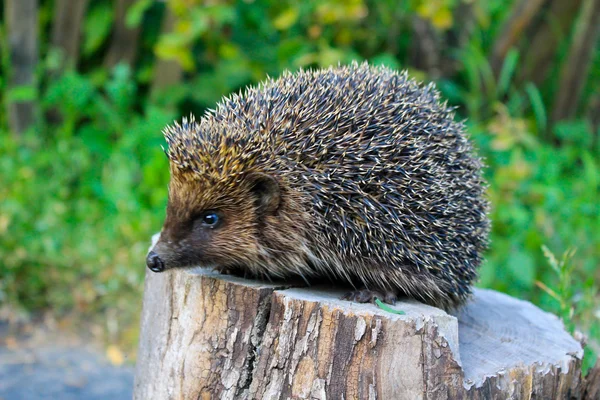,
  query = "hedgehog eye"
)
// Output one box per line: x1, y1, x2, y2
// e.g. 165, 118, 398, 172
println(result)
200, 211, 220, 228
